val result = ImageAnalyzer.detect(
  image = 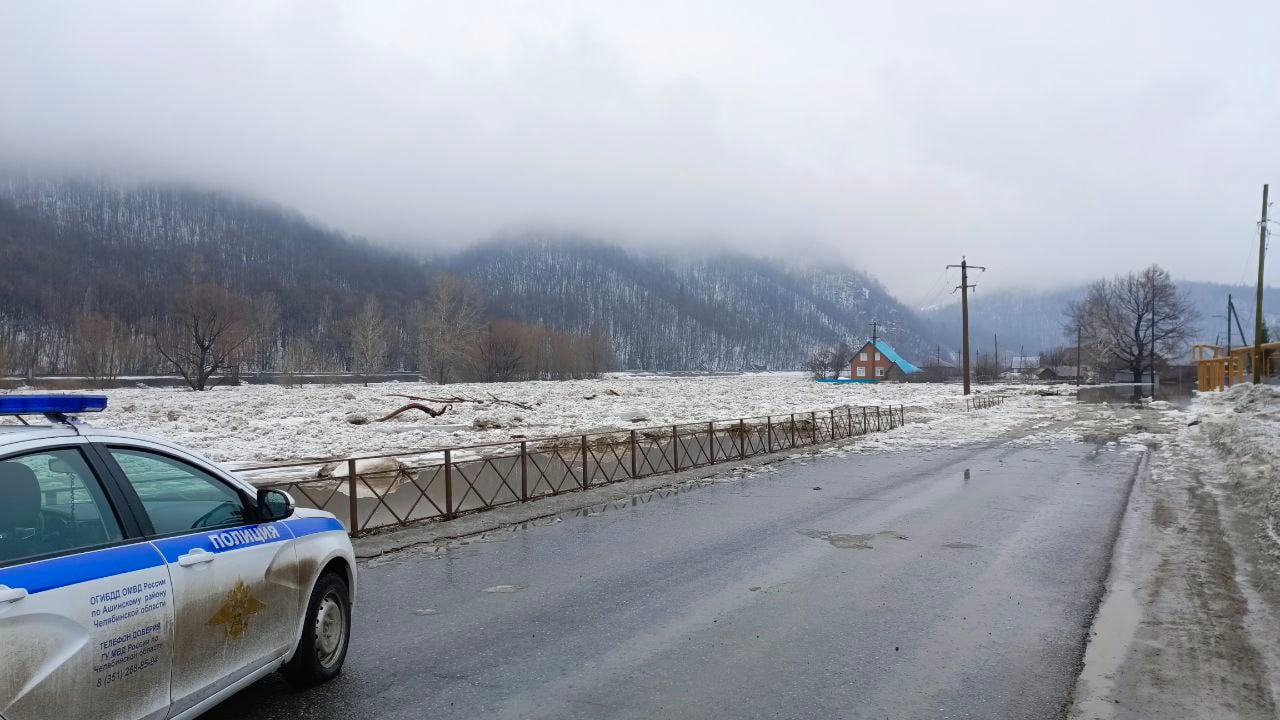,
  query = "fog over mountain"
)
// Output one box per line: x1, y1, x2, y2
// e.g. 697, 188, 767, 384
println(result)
2, 2, 1278, 301
0, 177, 937, 375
